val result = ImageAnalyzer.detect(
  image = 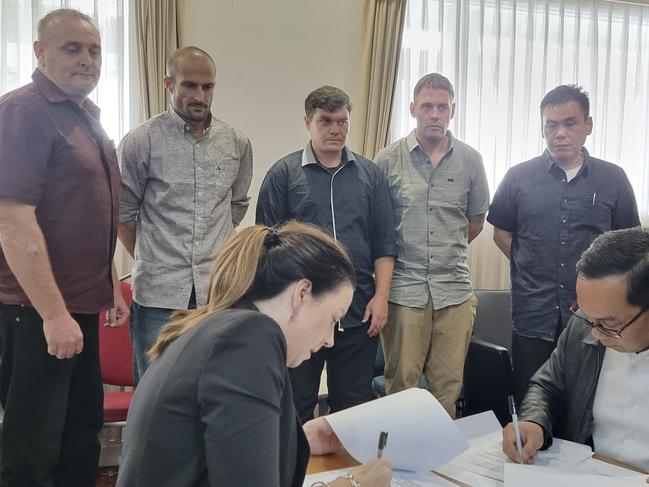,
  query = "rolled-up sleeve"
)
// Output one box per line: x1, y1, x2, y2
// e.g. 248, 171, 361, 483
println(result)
117, 131, 149, 222
231, 135, 253, 227
370, 168, 397, 260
